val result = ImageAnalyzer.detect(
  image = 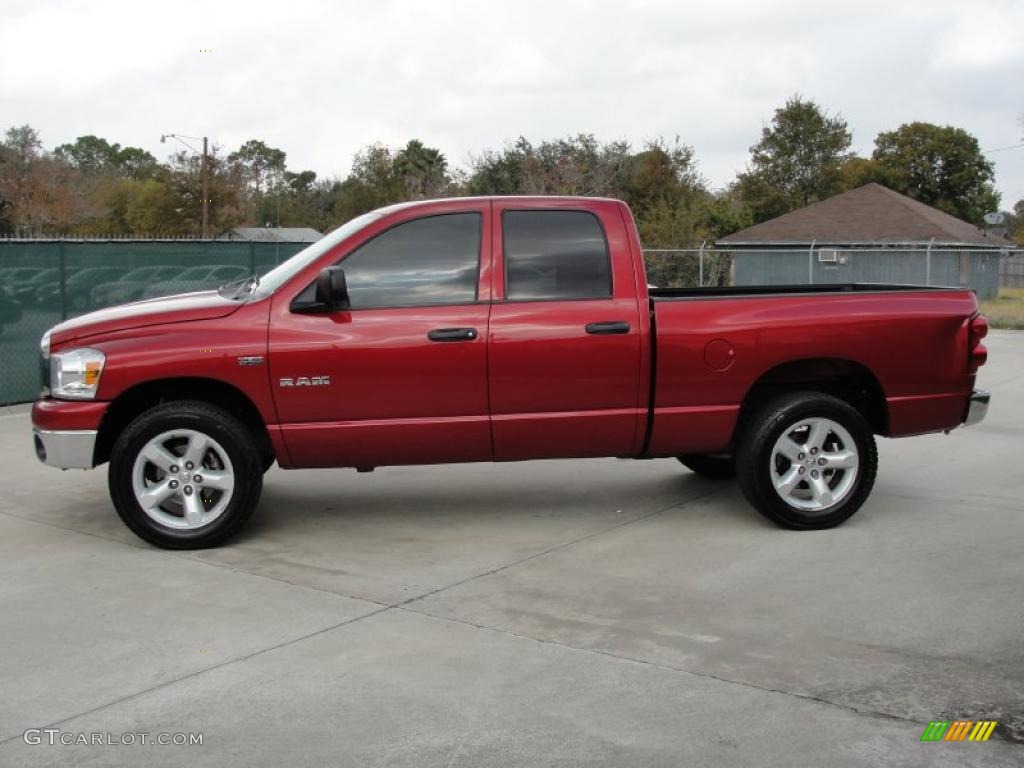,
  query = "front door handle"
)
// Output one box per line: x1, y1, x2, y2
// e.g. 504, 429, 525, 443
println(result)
427, 327, 478, 342
585, 321, 630, 335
